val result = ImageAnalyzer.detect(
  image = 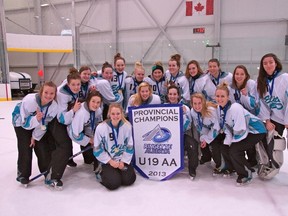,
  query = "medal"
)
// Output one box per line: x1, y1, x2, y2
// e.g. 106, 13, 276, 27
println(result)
41, 125, 46, 131
114, 148, 119, 153
220, 129, 224, 134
